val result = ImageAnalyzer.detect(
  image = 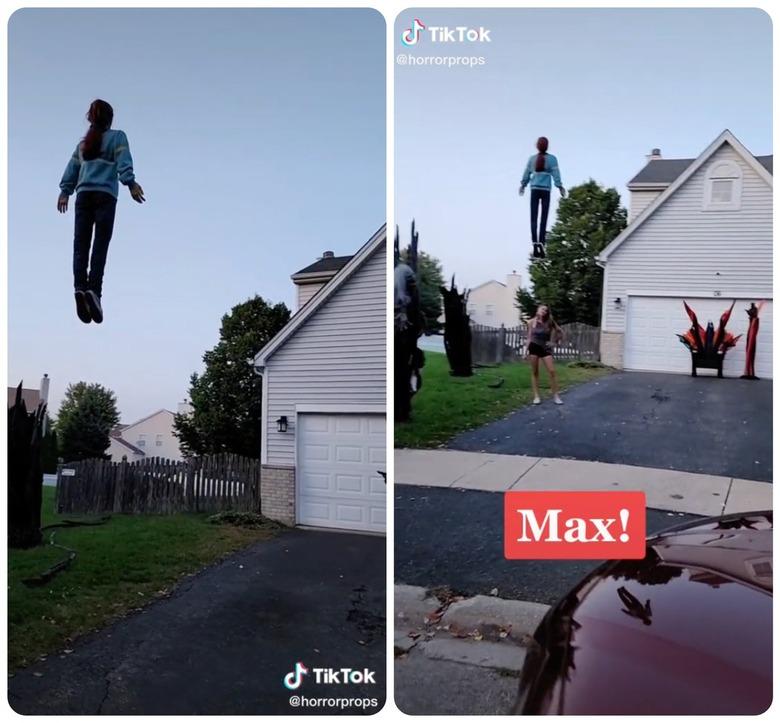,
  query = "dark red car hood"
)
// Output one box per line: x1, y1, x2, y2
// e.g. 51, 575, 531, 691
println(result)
516, 512, 772, 715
